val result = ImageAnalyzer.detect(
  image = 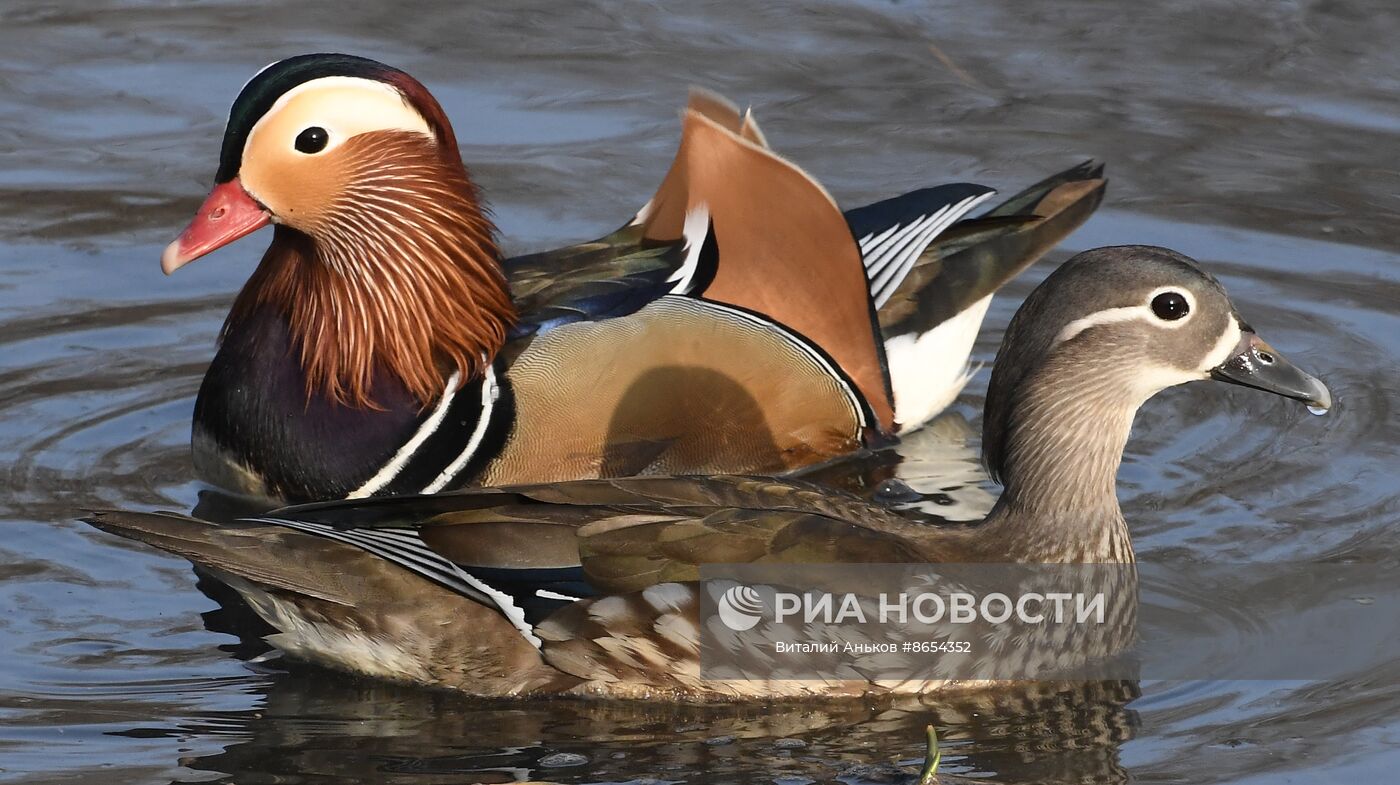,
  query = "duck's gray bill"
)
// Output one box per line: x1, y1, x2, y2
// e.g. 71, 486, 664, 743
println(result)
1210, 332, 1331, 411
